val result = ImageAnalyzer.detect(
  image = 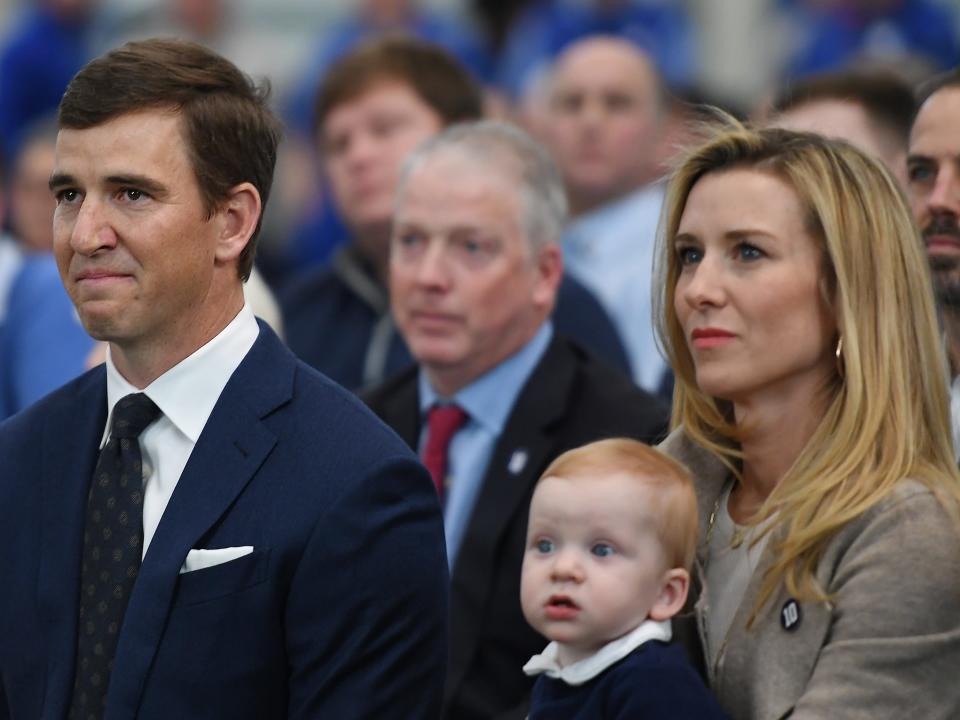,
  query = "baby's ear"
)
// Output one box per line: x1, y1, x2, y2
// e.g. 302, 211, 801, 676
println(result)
648, 568, 690, 621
